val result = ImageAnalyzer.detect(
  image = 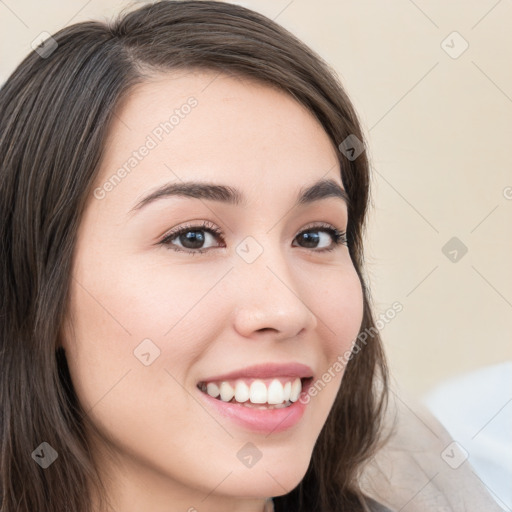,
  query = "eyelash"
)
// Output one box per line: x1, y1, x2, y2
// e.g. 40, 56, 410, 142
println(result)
158, 220, 348, 255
